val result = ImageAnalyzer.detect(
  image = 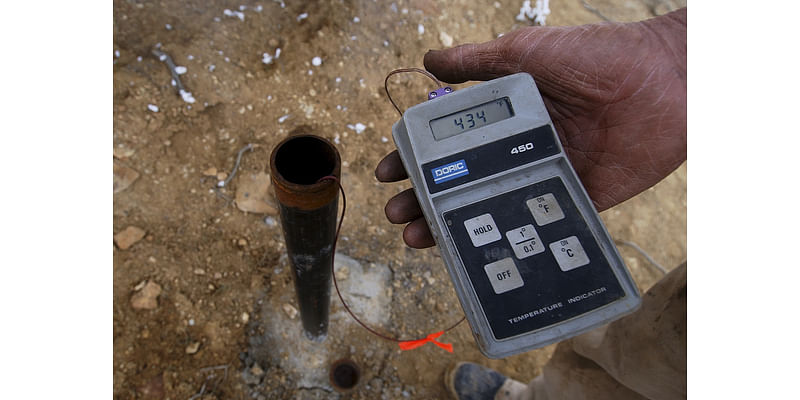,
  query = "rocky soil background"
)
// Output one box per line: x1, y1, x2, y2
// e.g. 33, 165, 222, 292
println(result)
113, 0, 686, 398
